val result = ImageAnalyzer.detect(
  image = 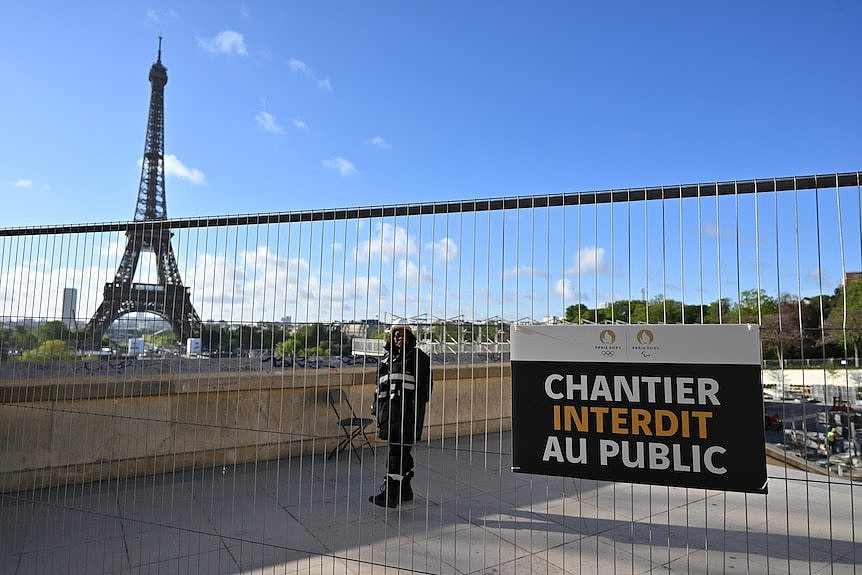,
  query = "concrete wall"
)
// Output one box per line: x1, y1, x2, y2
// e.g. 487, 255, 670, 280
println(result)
0, 364, 512, 493
4, 366, 860, 493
